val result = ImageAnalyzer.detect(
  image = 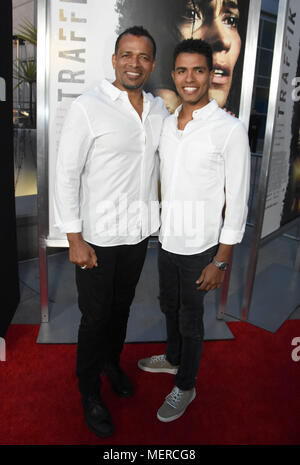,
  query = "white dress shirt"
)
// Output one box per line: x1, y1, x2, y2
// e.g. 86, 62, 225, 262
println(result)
54, 79, 168, 247
159, 99, 250, 255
